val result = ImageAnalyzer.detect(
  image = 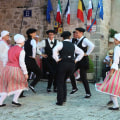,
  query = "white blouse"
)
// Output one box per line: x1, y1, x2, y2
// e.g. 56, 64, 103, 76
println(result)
111, 45, 120, 70
0, 40, 9, 66
36, 38, 60, 55
30, 39, 37, 58
77, 36, 95, 55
